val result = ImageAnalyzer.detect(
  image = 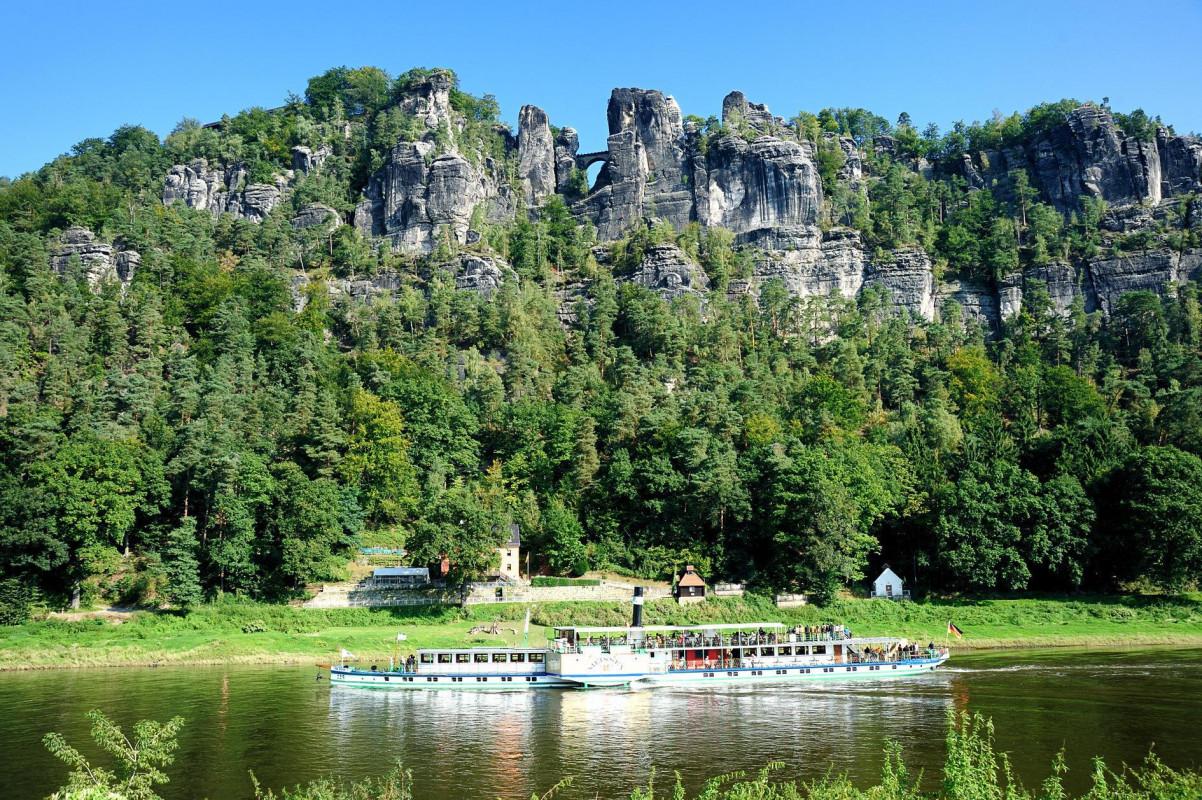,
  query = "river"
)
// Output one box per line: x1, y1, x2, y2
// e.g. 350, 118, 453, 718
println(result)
1, 647, 1199, 799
